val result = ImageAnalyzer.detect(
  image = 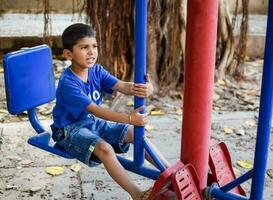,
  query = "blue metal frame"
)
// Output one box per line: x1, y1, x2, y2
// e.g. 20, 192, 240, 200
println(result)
207, 0, 273, 199
250, 0, 273, 199
134, 0, 147, 166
